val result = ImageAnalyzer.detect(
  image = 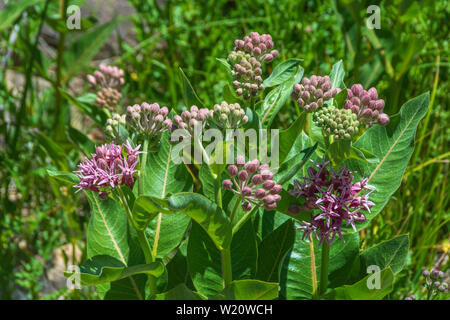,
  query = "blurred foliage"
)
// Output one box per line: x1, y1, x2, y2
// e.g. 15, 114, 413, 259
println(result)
0, 0, 448, 299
